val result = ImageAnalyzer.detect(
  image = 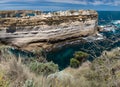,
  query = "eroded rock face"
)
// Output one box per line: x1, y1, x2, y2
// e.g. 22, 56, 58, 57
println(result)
0, 10, 99, 52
